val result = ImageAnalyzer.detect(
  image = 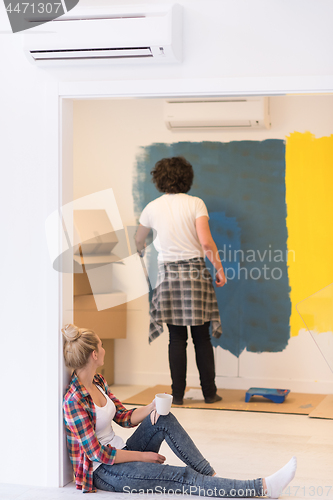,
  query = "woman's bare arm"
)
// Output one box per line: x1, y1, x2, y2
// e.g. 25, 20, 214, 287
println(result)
114, 402, 164, 464
195, 216, 226, 287
130, 402, 155, 425
114, 449, 165, 464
